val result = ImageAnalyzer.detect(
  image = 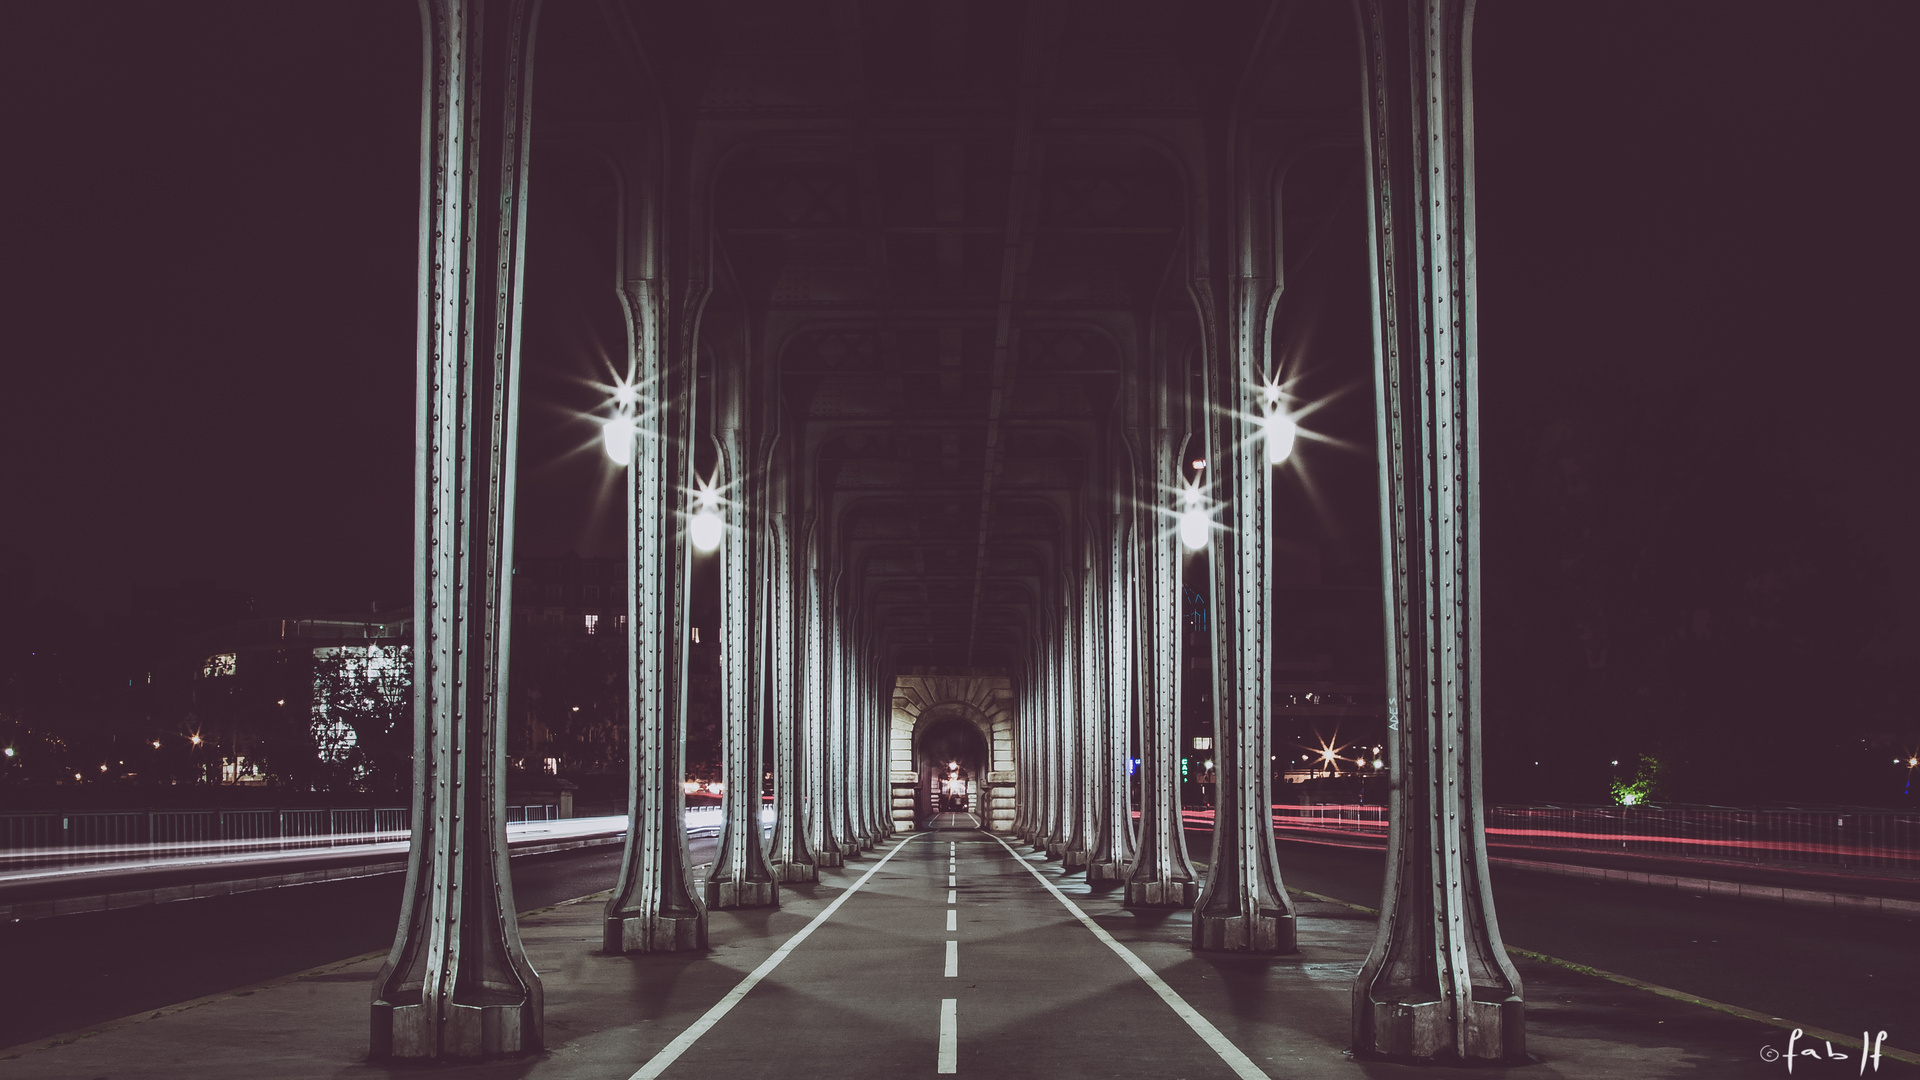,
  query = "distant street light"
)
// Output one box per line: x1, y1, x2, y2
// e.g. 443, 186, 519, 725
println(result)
689, 481, 724, 553
1258, 382, 1296, 464
601, 379, 641, 466
1177, 484, 1211, 551
602, 414, 636, 466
